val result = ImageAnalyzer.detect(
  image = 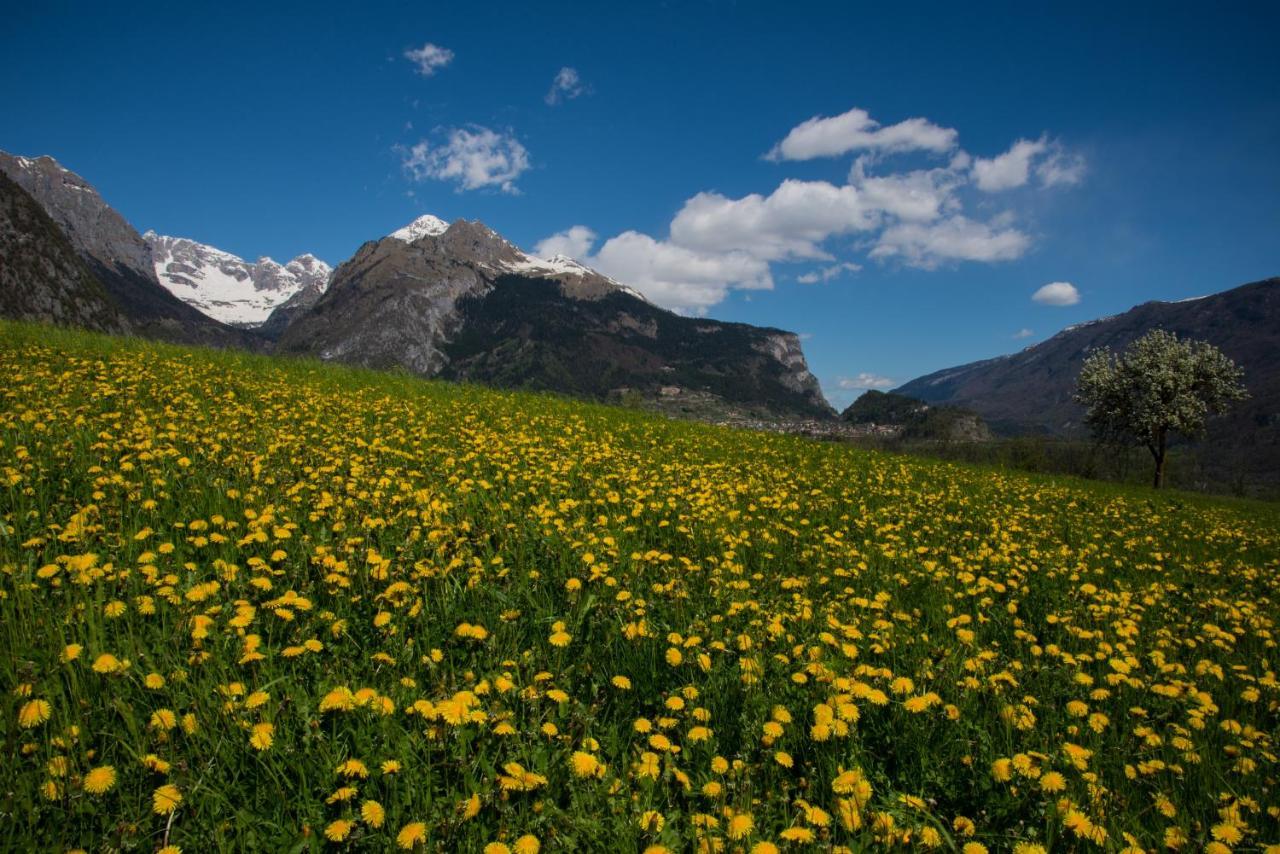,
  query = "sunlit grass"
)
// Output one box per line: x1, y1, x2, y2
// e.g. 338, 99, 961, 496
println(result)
2, 321, 1278, 852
